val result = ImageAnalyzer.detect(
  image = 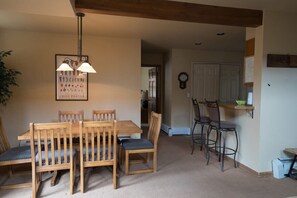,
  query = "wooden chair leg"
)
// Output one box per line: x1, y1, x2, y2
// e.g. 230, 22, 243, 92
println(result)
36, 173, 41, 195
80, 165, 84, 193
32, 171, 36, 198
113, 162, 117, 189
153, 151, 157, 173
125, 151, 129, 175
73, 158, 76, 190
70, 162, 74, 195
